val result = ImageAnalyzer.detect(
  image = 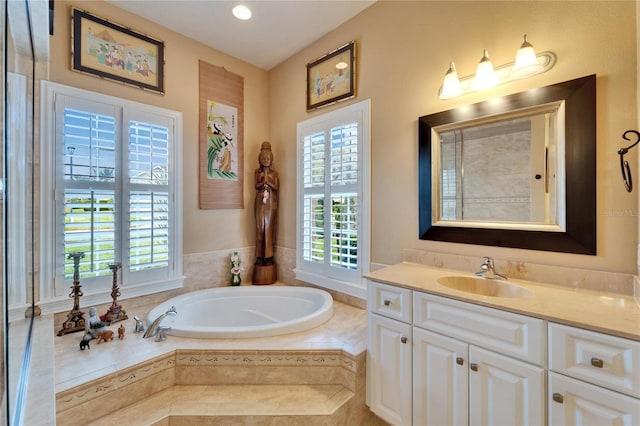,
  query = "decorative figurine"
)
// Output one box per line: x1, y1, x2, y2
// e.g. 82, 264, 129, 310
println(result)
96, 330, 114, 344
85, 306, 106, 339
253, 141, 279, 285
230, 251, 242, 286
118, 324, 125, 339
103, 263, 128, 325
58, 252, 87, 336
79, 334, 91, 351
